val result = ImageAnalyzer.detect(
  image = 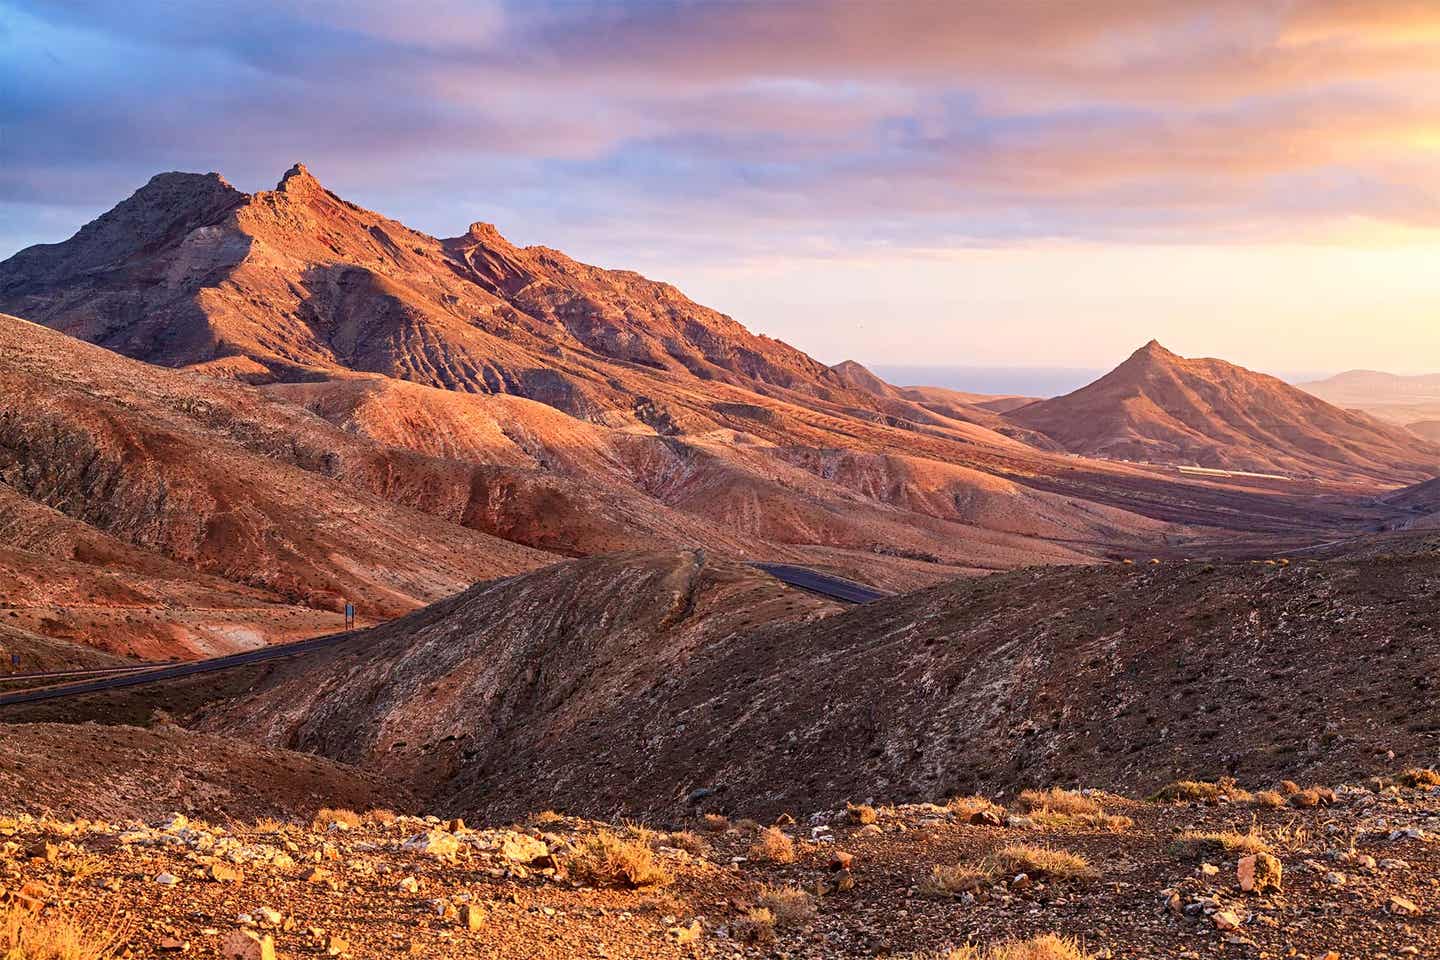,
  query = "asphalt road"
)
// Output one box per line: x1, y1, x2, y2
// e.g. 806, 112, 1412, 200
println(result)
0, 629, 361, 709
0, 563, 889, 708
753, 563, 892, 604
